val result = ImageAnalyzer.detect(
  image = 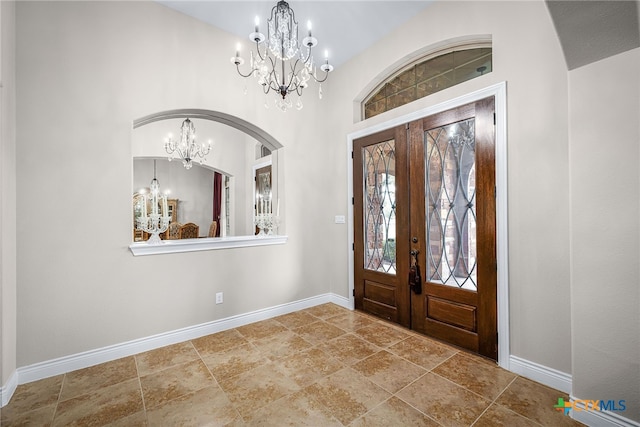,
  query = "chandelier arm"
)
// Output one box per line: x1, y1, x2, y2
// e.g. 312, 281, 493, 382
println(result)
255, 40, 267, 62
289, 57, 301, 74
266, 72, 281, 94
311, 69, 330, 83
235, 63, 257, 78
299, 46, 312, 64
266, 59, 281, 93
